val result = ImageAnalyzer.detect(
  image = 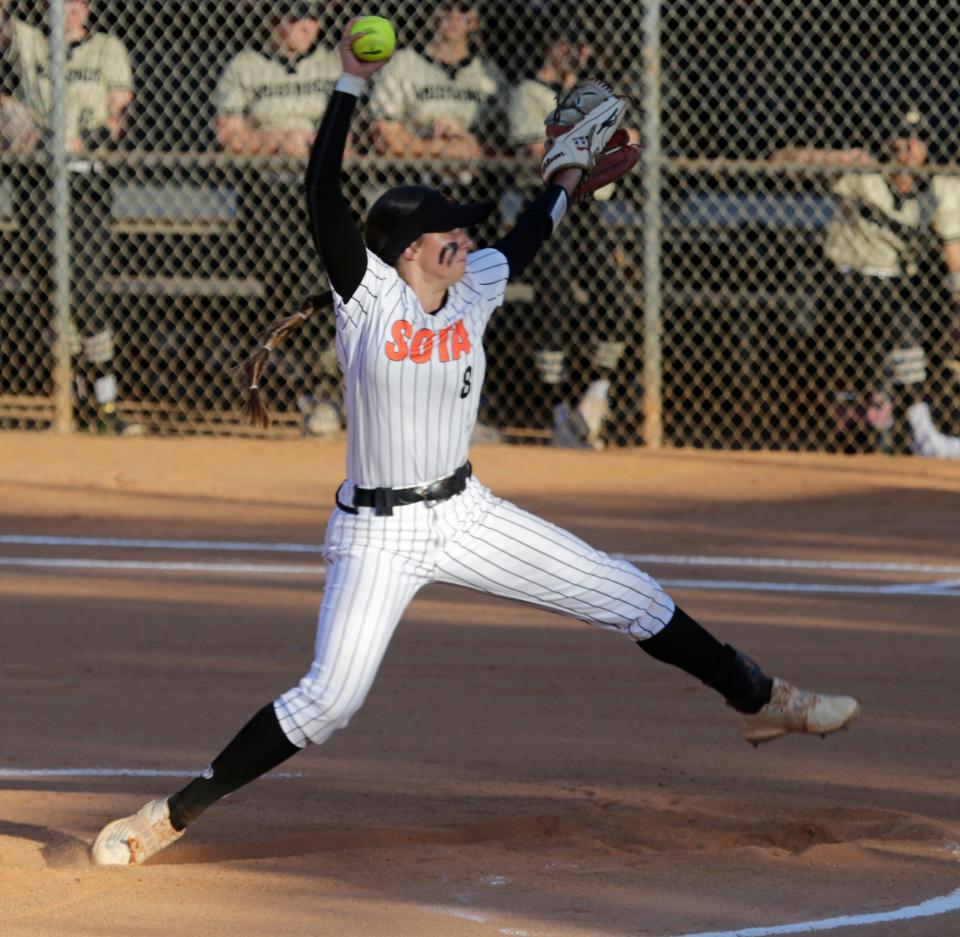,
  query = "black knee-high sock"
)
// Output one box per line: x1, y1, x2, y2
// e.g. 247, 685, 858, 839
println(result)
637, 607, 773, 713
167, 703, 300, 831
